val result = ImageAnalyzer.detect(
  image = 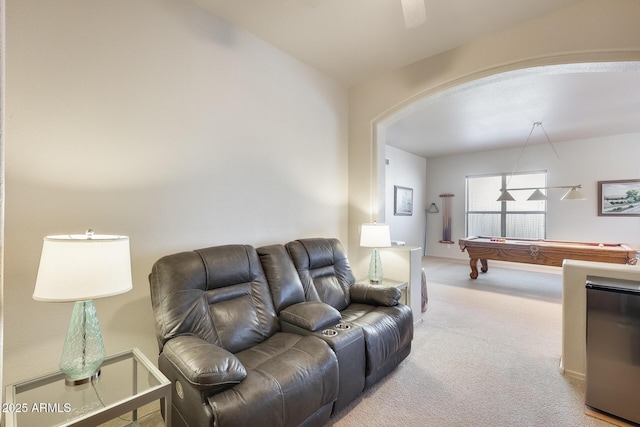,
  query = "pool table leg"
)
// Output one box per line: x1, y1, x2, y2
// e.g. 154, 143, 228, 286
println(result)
469, 259, 478, 279
469, 258, 489, 279
480, 258, 488, 273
